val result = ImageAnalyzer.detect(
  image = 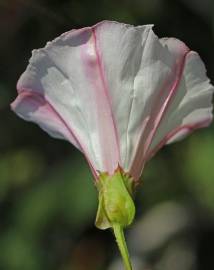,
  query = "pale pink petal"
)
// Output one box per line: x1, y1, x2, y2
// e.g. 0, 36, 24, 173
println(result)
129, 40, 213, 180
93, 23, 193, 179
13, 26, 120, 174
11, 91, 81, 149
93, 21, 153, 172
146, 50, 213, 158
11, 21, 213, 180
